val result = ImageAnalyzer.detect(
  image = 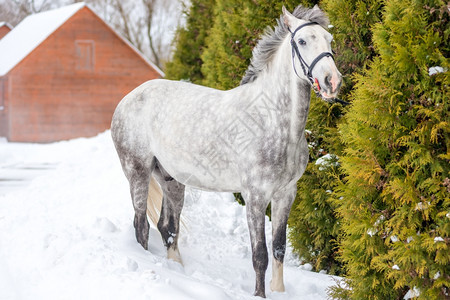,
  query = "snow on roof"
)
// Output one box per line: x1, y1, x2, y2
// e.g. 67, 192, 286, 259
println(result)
0, 22, 13, 29
0, 2, 85, 76
0, 3, 164, 77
